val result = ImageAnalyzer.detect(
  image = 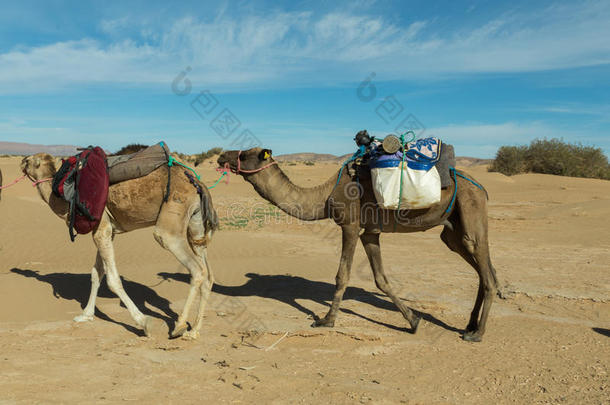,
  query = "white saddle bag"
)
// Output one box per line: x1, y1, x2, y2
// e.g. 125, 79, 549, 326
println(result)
371, 162, 441, 209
